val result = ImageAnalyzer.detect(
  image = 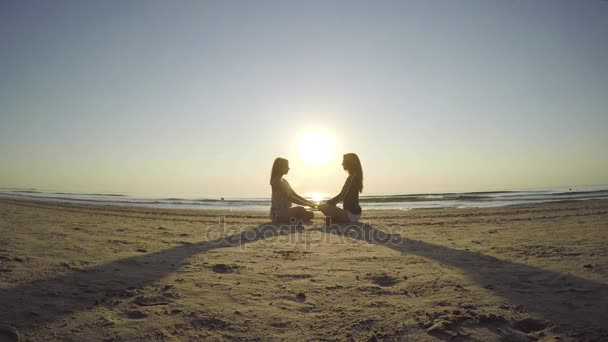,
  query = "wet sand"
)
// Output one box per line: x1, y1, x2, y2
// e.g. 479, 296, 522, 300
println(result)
0, 198, 607, 341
